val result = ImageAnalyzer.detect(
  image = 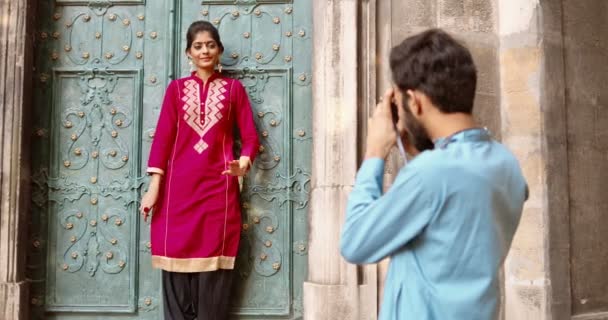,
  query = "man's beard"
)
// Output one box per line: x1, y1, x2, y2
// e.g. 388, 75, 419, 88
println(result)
403, 106, 435, 152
